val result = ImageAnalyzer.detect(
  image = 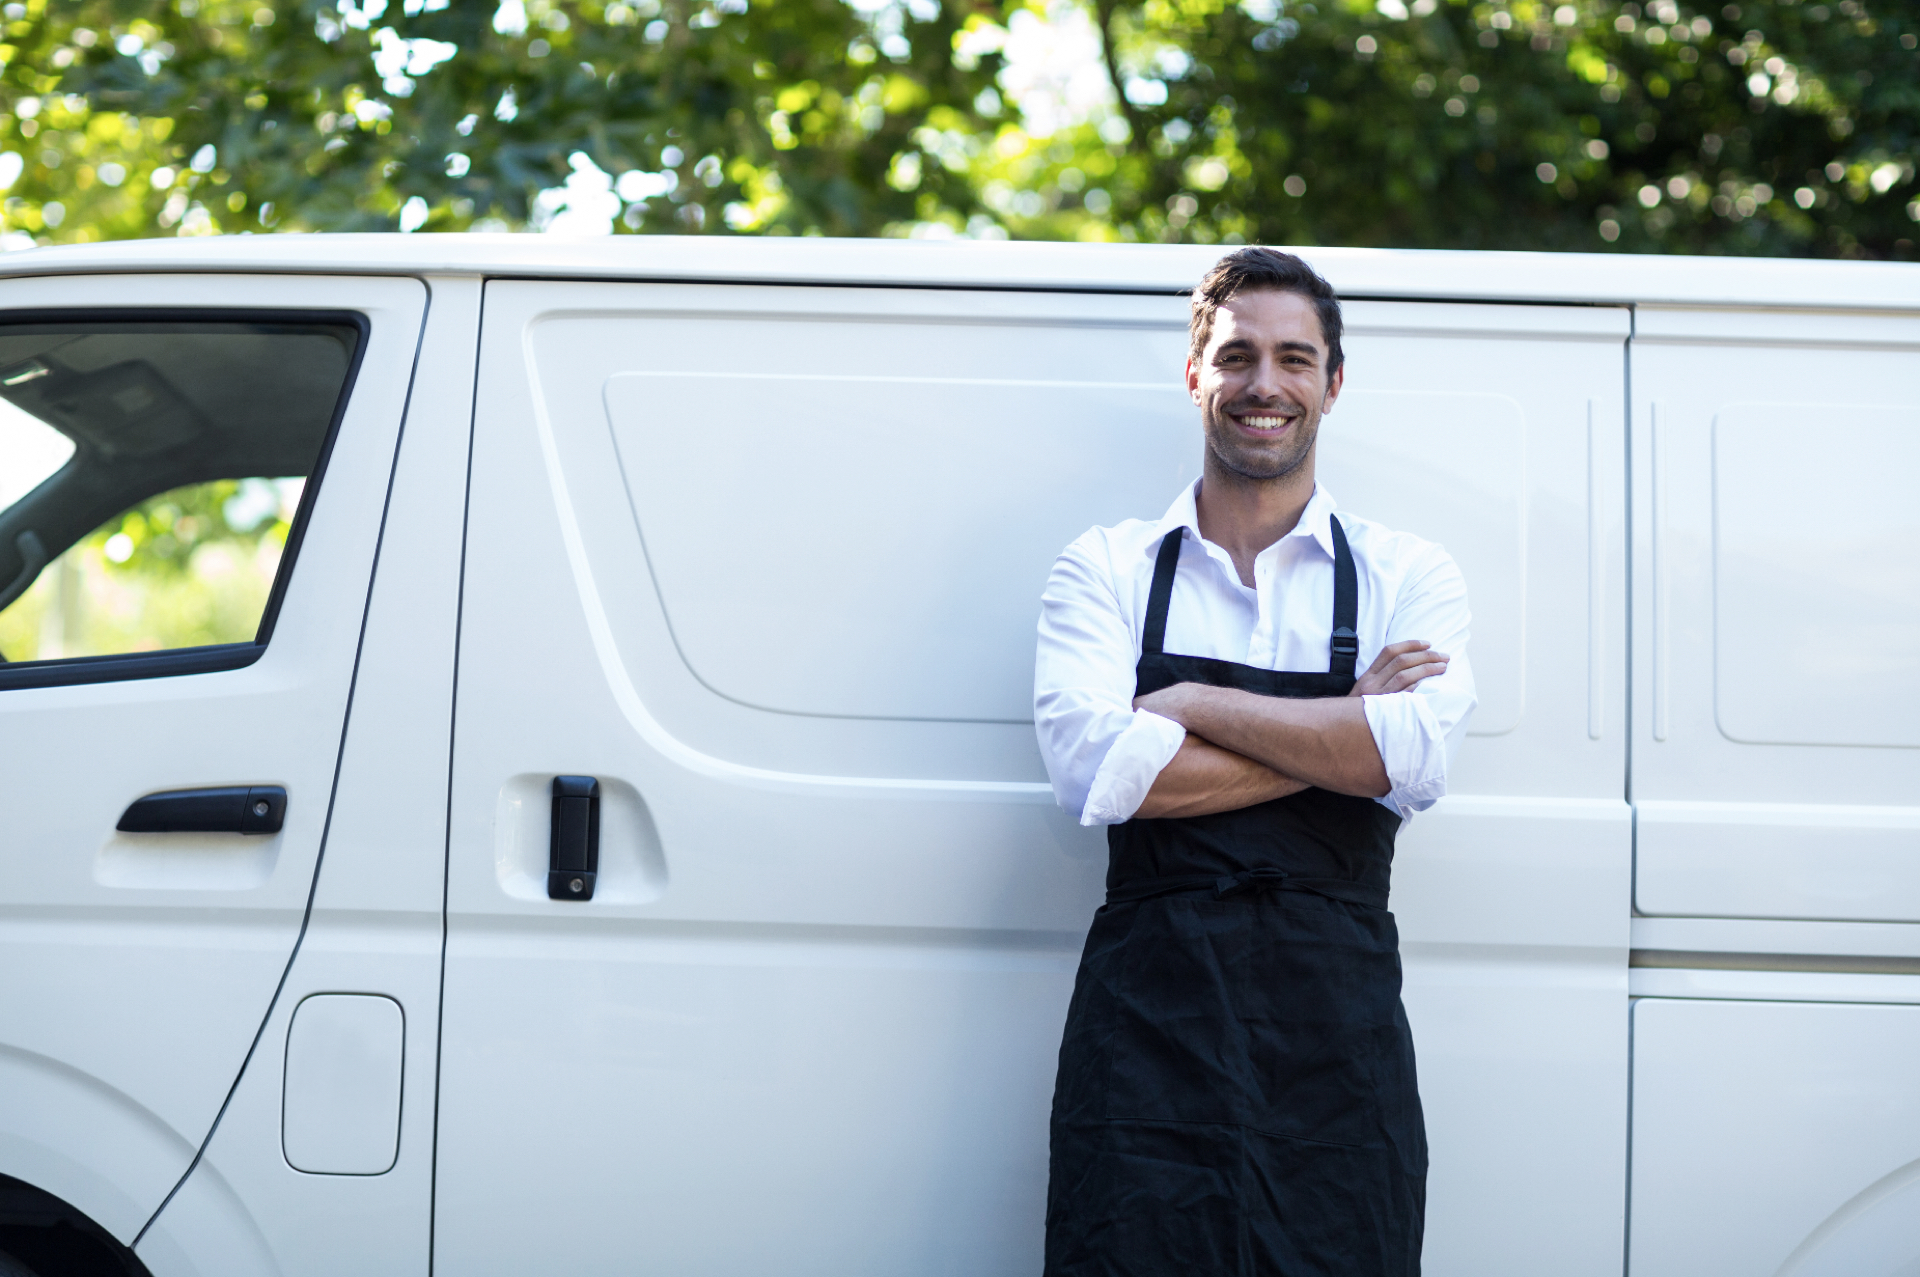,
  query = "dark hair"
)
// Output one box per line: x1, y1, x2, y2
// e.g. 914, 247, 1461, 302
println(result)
1188, 247, 1344, 379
